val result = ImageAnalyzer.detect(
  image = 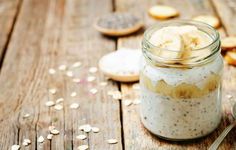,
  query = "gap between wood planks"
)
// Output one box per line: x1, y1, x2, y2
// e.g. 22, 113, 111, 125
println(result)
0, 0, 23, 71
